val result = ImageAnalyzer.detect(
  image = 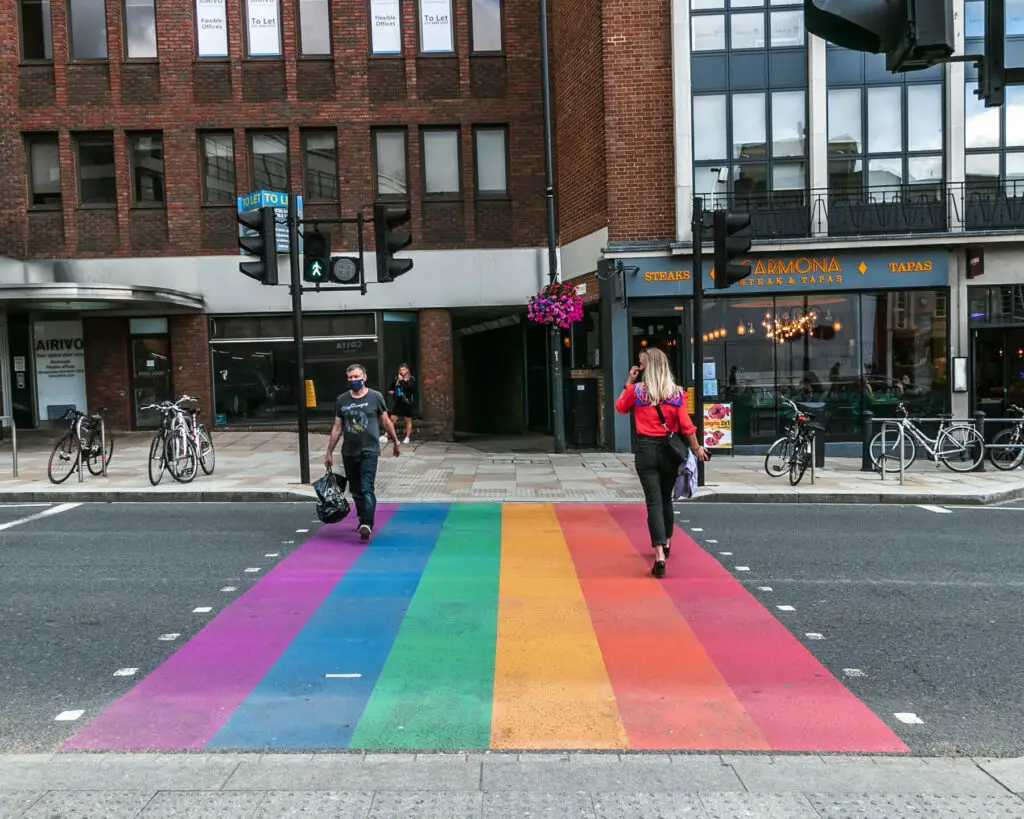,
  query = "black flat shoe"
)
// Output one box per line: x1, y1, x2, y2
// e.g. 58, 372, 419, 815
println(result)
651, 560, 666, 578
